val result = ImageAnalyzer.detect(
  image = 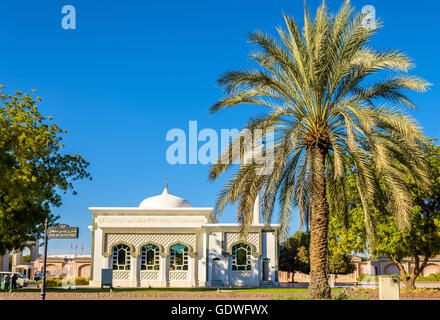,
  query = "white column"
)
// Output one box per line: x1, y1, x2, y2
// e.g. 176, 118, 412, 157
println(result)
130, 255, 139, 287
92, 228, 104, 286
198, 232, 207, 286
251, 257, 259, 286
226, 256, 231, 286
159, 256, 168, 287
252, 195, 260, 225
258, 257, 262, 282
191, 256, 197, 287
